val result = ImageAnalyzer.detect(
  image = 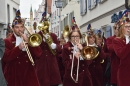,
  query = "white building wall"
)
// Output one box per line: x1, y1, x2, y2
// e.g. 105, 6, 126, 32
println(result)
51, 0, 61, 38
0, 0, 6, 24
35, 0, 45, 24
6, 0, 20, 23
0, 0, 20, 38
61, 0, 80, 33
80, 0, 125, 37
